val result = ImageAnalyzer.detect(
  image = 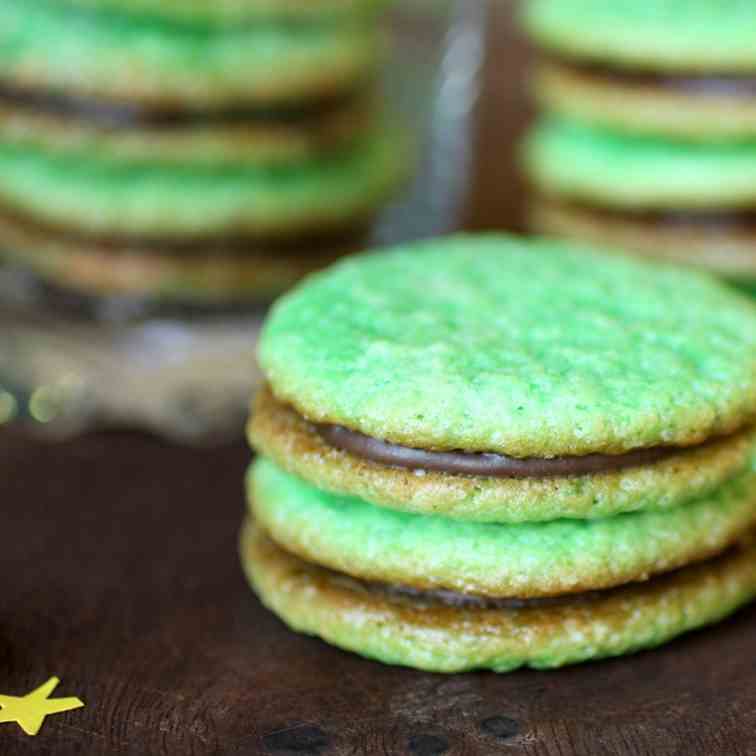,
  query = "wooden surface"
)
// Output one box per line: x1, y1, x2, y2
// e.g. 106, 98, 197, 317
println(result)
3, 7, 756, 756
